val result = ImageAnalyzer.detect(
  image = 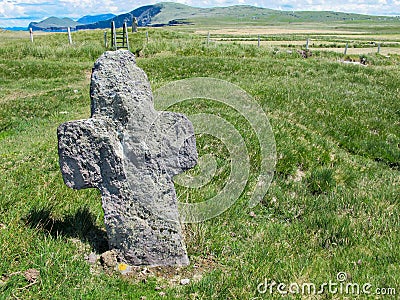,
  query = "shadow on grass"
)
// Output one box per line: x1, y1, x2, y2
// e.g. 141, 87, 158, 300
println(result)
24, 206, 109, 253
